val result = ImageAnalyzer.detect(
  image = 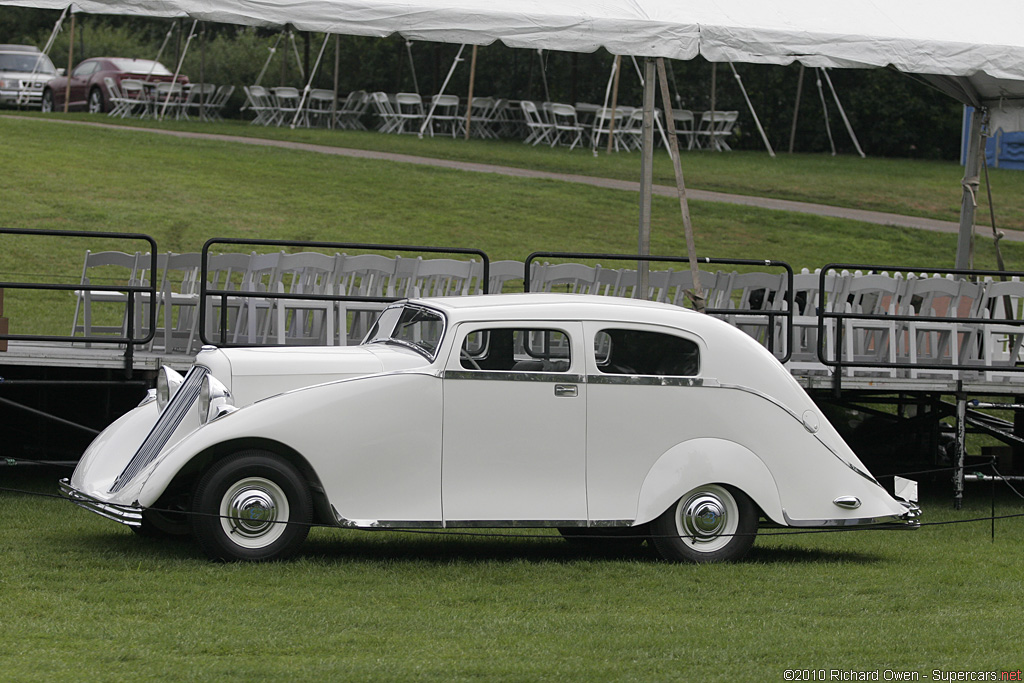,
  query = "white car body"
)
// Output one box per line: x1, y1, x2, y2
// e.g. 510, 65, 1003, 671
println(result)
62, 293, 918, 562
